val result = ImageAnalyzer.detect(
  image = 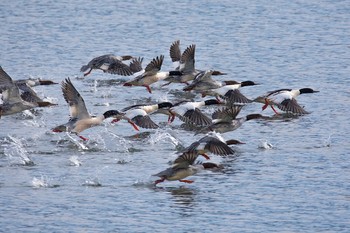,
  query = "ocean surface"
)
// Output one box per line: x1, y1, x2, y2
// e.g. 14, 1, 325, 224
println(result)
1, 0, 349, 232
